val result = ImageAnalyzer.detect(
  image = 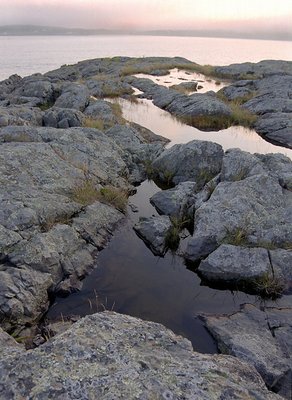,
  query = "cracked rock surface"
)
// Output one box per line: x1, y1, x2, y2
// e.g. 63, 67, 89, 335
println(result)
202, 304, 292, 399
0, 311, 281, 400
